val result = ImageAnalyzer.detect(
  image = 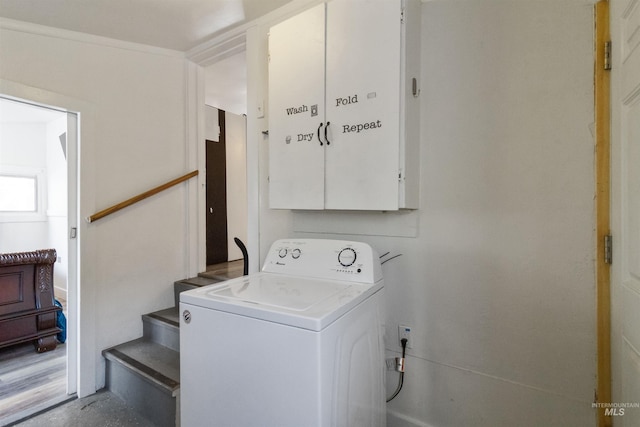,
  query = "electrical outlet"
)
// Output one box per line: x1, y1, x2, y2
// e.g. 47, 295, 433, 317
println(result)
398, 324, 412, 349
